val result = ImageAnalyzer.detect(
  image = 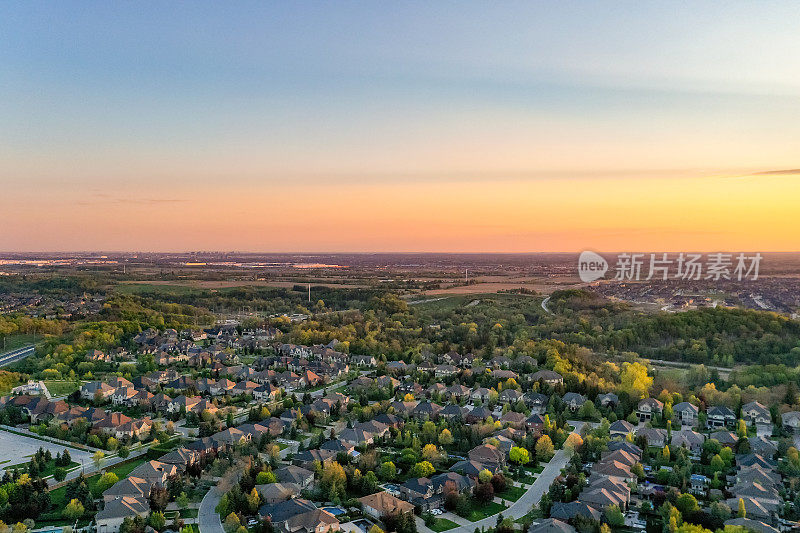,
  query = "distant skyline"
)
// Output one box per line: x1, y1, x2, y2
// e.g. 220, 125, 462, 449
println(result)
3, 3, 800, 252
